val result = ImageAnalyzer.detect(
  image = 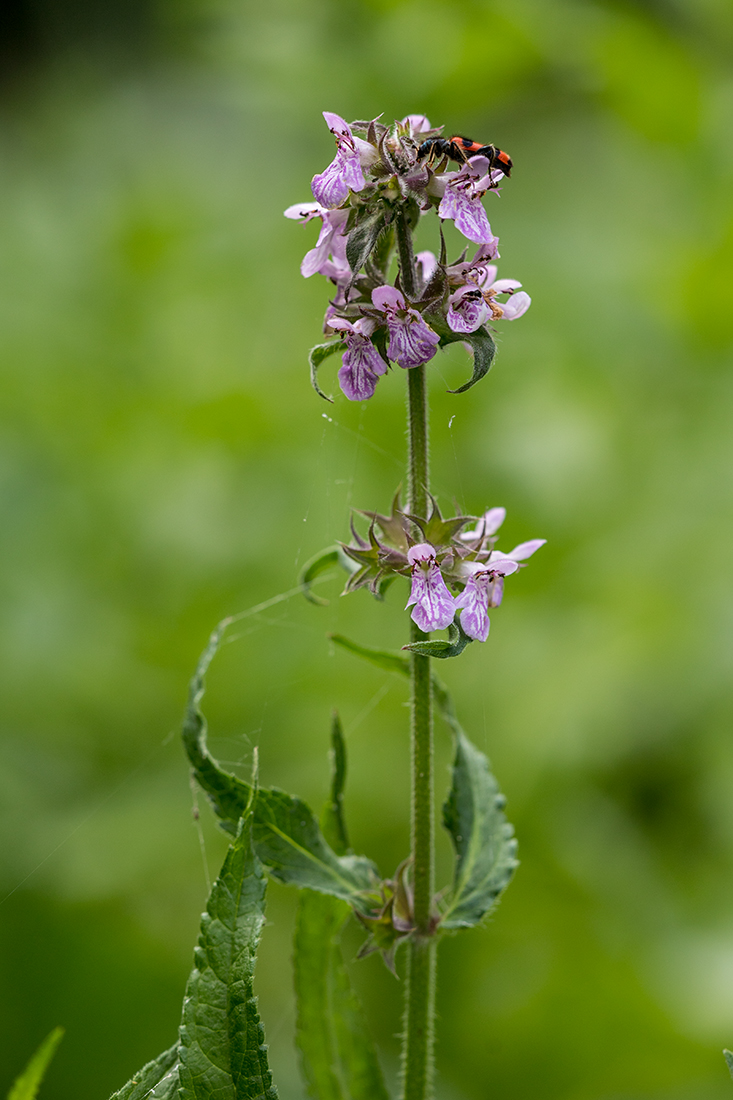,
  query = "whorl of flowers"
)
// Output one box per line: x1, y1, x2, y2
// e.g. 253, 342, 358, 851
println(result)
285, 112, 531, 403
338, 494, 545, 645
